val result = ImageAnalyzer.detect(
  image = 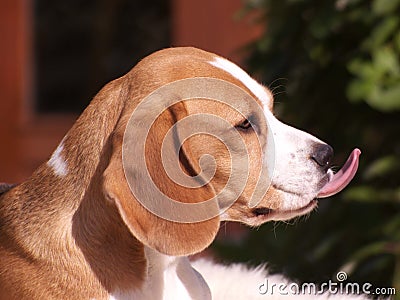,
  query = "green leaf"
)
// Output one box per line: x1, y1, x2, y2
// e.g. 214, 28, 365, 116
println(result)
309, 44, 331, 65
342, 186, 378, 202
346, 79, 375, 102
383, 217, 400, 237
368, 84, 400, 111
362, 17, 399, 51
372, 0, 400, 15
395, 32, 400, 52
364, 155, 400, 180
343, 186, 400, 203
349, 241, 389, 262
347, 58, 378, 80
373, 46, 400, 76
